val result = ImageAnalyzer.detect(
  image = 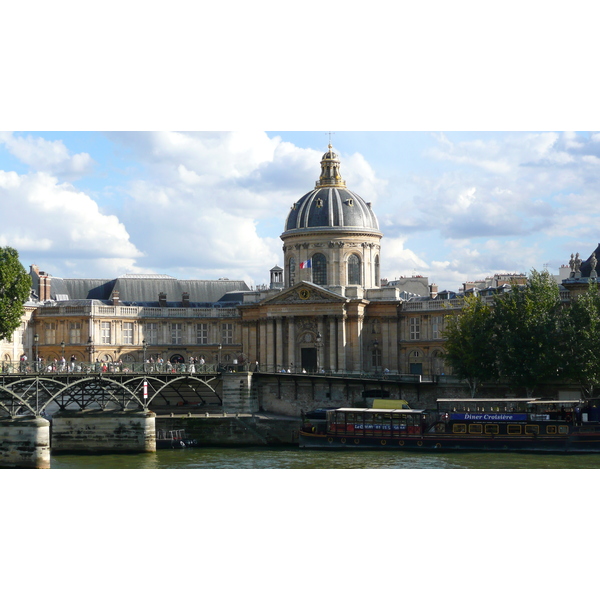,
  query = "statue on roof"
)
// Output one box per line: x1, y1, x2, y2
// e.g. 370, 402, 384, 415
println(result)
574, 252, 582, 278
590, 252, 598, 279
